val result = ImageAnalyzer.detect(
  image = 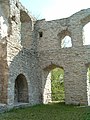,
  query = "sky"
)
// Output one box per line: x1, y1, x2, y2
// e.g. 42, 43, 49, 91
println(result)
19, 0, 90, 45
19, 0, 90, 21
